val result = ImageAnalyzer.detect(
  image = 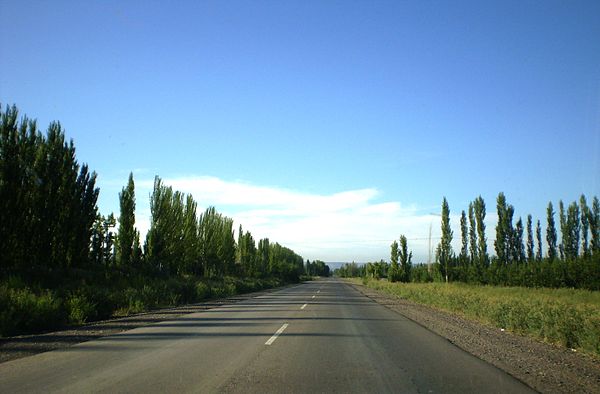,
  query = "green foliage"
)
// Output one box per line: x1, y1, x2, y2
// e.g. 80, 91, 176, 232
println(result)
546, 202, 558, 261
305, 260, 331, 277
0, 105, 307, 337
0, 104, 99, 281
117, 172, 137, 268
0, 286, 65, 336
438, 197, 453, 283
66, 293, 96, 325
